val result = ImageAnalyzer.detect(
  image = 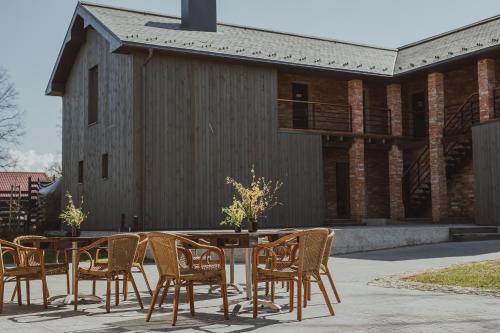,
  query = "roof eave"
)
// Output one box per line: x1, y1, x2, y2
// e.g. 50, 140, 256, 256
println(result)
45, 3, 122, 96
